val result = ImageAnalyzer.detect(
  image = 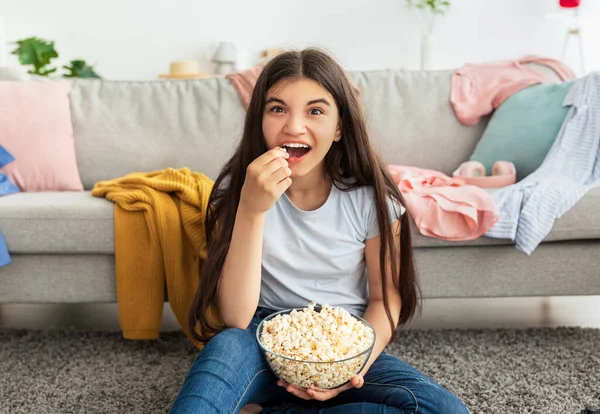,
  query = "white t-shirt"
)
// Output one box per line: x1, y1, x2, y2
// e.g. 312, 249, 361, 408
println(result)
259, 182, 404, 316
